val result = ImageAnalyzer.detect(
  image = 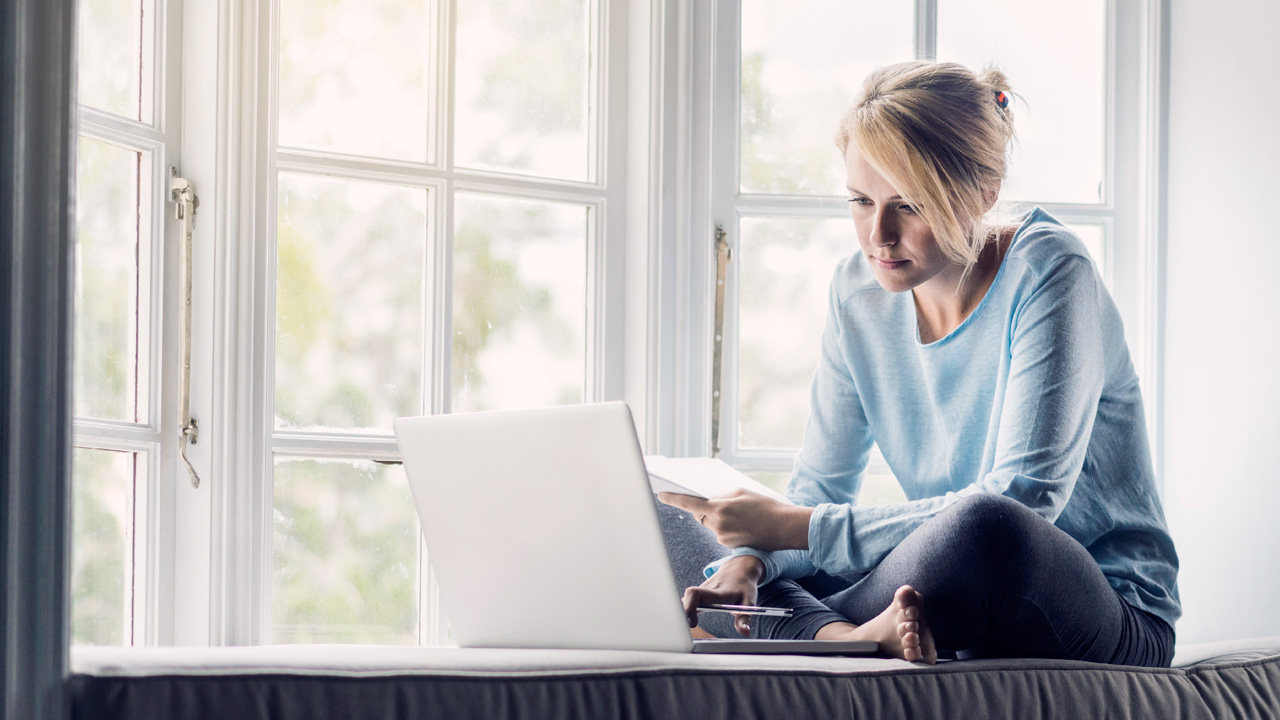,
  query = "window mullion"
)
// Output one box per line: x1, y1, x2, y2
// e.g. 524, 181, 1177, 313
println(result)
915, 0, 938, 61
270, 433, 402, 461
705, 0, 738, 460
